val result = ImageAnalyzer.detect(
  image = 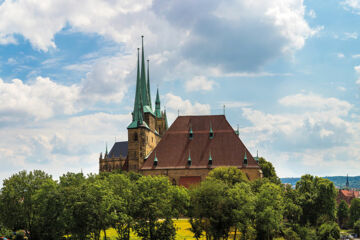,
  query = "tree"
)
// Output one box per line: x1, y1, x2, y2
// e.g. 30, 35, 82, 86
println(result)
207, 167, 248, 185
258, 157, 280, 184
337, 200, 349, 228
189, 178, 255, 240
354, 219, 360, 236
132, 176, 189, 240
0, 170, 52, 240
350, 198, 360, 227
254, 182, 284, 240
31, 178, 65, 240
317, 221, 340, 240
106, 173, 134, 240
296, 175, 337, 226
